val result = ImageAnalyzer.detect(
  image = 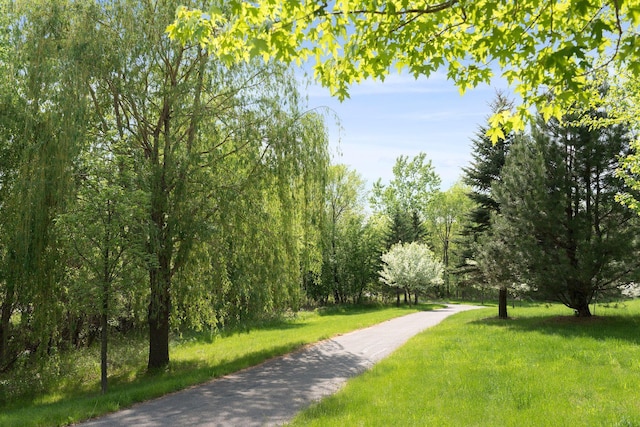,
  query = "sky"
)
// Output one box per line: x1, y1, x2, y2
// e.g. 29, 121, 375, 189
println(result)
304, 72, 509, 190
